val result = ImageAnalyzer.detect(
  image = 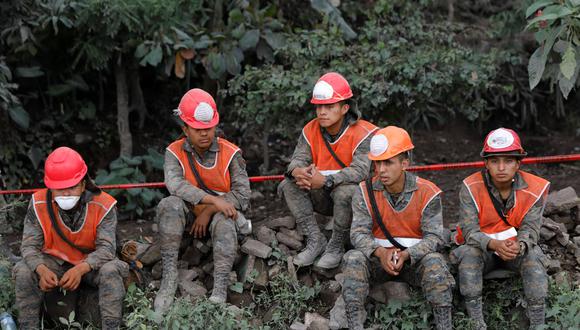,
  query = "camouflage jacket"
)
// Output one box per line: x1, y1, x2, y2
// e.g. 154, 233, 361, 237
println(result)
164, 137, 251, 211
350, 172, 446, 266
